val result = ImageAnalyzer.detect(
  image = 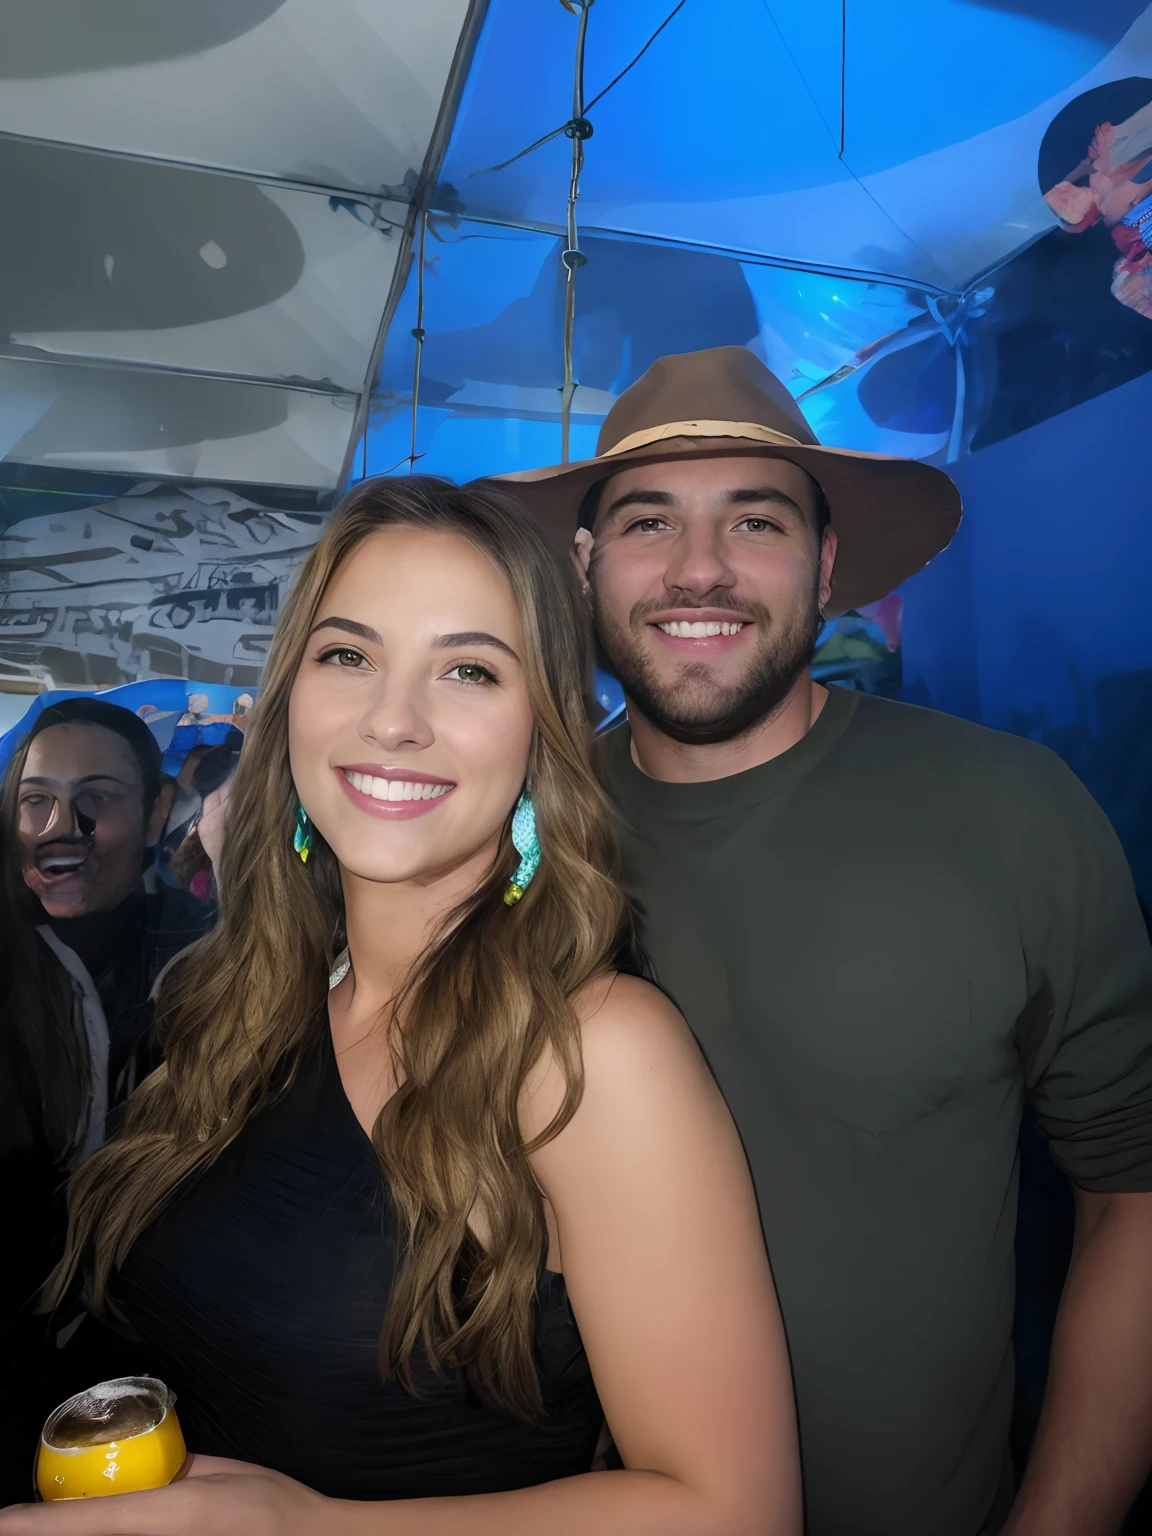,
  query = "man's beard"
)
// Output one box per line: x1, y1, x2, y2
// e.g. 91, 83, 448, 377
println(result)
591, 585, 821, 746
